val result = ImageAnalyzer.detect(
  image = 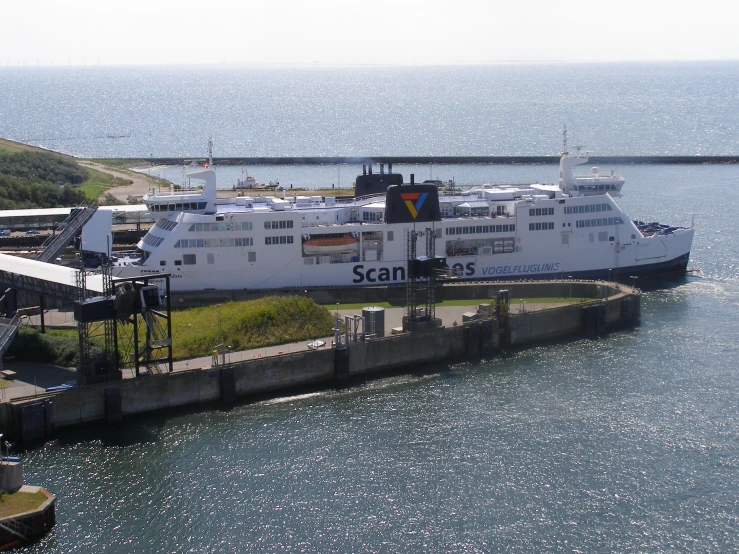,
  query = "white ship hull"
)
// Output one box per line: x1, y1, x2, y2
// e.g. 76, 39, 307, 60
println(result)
115, 152, 692, 292
115, 197, 693, 292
